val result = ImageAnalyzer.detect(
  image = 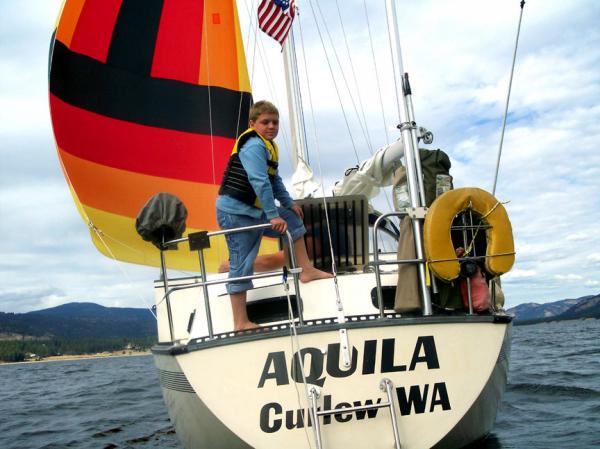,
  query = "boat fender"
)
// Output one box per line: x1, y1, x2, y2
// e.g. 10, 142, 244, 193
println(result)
423, 187, 515, 281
